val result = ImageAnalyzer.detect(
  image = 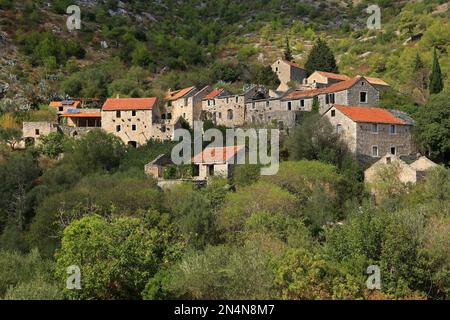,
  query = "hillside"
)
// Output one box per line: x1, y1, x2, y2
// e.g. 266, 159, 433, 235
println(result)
0, 0, 448, 110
